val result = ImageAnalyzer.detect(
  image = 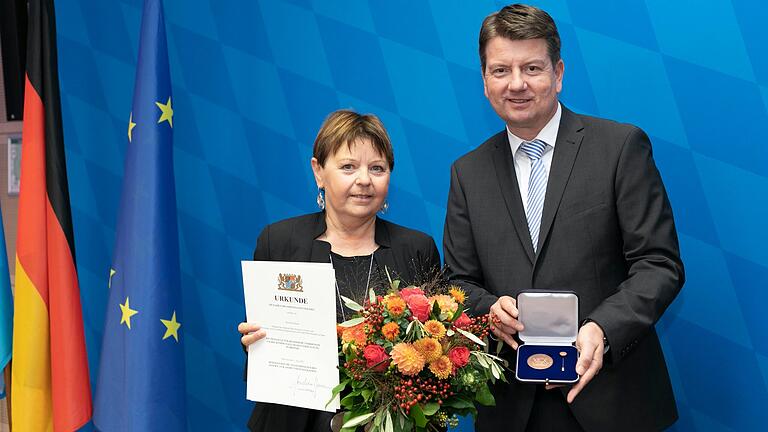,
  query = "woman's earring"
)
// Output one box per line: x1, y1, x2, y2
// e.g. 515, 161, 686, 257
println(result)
317, 188, 325, 210
379, 200, 389, 214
